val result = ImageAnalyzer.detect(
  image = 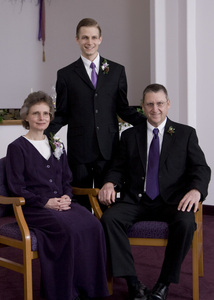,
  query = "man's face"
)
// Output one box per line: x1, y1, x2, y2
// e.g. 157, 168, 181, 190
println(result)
76, 26, 102, 61
142, 91, 170, 127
